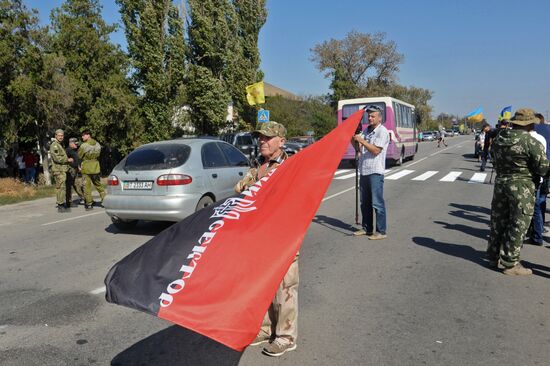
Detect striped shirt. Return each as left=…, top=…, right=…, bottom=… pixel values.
left=359, top=124, right=390, bottom=175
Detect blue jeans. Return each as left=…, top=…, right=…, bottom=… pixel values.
left=530, top=187, right=545, bottom=244
left=359, top=174, right=386, bottom=235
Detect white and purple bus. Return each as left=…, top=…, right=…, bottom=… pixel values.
left=337, top=96, right=419, bottom=166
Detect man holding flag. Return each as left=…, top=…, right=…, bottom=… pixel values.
left=234, top=121, right=299, bottom=357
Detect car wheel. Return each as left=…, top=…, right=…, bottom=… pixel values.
left=111, top=217, right=138, bottom=230
left=195, top=195, right=214, bottom=212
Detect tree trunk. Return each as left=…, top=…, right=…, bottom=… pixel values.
left=40, top=136, right=52, bottom=186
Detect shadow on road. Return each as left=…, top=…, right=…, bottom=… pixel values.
left=521, top=260, right=550, bottom=279
left=412, top=236, right=491, bottom=269
left=448, top=210, right=491, bottom=226
left=105, top=221, right=173, bottom=236
left=111, top=325, right=242, bottom=366
left=434, top=220, right=489, bottom=241
left=449, top=203, right=491, bottom=216
left=313, top=215, right=358, bottom=235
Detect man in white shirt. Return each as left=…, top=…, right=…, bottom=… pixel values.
left=527, top=120, right=547, bottom=245
left=352, top=105, right=390, bottom=240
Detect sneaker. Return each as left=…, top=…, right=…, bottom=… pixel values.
left=368, top=233, right=387, bottom=240
left=250, top=335, right=270, bottom=346
left=503, top=263, right=532, bottom=276
left=262, top=338, right=296, bottom=357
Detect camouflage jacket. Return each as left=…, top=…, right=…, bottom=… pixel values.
left=78, top=138, right=102, bottom=174
left=234, top=151, right=288, bottom=193
left=493, top=129, right=549, bottom=183
left=49, top=140, right=69, bottom=173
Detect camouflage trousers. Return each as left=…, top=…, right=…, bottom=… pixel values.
left=66, top=170, right=84, bottom=206
left=258, top=254, right=299, bottom=345
left=83, top=173, right=106, bottom=205
left=52, top=171, right=67, bottom=205
left=487, top=180, right=535, bottom=267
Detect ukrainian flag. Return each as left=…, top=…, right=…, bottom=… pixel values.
left=466, top=107, right=484, bottom=123
left=246, top=81, right=265, bottom=106
left=499, top=106, right=512, bottom=121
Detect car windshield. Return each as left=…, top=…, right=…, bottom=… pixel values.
left=122, top=144, right=191, bottom=171
left=236, top=135, right=253, bottom=145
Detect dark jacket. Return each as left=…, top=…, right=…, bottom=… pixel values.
left=66, top=147, right=80, bottom=171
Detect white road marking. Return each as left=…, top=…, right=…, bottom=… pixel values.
left=90, top=286, right=106, bottom=295
left=322, top=186, right=355, bottom=202
left=334, top=172, right=357, bottom=180
left=412, top=171, right=438, bottom=181
left=469, top=172, right=487, bottom=184
left=334, top=169, right=351, bottom=176
left=41, top=211, right=104, bottom=226
left=386, top=169, right=415, bottom=180
left=440, top=171, right=462, bottom=182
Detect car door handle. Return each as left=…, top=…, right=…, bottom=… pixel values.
left=212, top=173, right=218, bottom=178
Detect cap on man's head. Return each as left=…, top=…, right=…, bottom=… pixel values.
left=365, top=105, right=382, bottom=113
left=510, top=108, right=540, bottom=126
left=55, top=129, right=64, bottom=135
left=69, top=137, right=79, bottom=145
left=81, top=128, right=91, bottom=136
left=253, top=121, right=286, bottom=138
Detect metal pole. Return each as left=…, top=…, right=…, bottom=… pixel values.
left=355, top=153, right=360, bottom=225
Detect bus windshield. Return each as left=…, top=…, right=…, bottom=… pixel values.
left=342, top=102, right=386, bottom=125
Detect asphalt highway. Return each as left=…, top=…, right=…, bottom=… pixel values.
left=1, top=135, right=549, bottom=366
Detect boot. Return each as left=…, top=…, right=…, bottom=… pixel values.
left=84, top=204, right=94, bottom=211
left=57, top=204, right=71, bottom=213
left=503, top=263, right=532, bottom=276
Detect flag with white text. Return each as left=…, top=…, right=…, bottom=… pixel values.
left=104, top=108, right=364, bottom=358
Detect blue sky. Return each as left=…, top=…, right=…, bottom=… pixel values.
left=27, top=0, right=550, bottom=123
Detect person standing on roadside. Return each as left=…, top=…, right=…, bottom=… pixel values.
left=65, top=137, right=84, bottom=207
left=49, top=129, right=73, bottom=213
left=487, top=108, right=549, bottom=275
left=234, top=121, right=298, bottom=358
left=479, top=123, right=491, bottom=171
left=78, top=129, right=106, bottom=210
left=353, top=105, right=390, bottom=240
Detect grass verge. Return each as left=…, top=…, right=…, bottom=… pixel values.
left=0, top=178, right=56, bottom=206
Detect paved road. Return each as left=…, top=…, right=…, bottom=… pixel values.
left=1, top=135, right=549, bottom=365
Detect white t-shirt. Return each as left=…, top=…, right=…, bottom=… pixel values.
left=529, top=130, right=546, bottom=183
left=359, top=124, right=390, bottom=175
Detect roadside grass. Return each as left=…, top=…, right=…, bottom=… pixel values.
left=0, top=178, right=56, bottom=206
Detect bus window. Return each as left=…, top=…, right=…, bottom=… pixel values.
left=343, top=103, right=386, bottom=124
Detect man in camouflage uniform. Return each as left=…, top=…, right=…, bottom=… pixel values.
left=235, top=121, right=298, bottom=357
left=49, top=129, right=73, bottom=213
left=78, top=129, right=106, bottom=210
left=65, top=137, right=84, bottom=207
left=487, top=108, right=549, bottom=275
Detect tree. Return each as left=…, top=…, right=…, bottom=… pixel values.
left=311, top=30, right=404, bottom=105
left=50, top=0, right=140, bottom=156
left=389, top=84, right=433, bottom=128
left=117, top=0, right=186, bottom=142
left=187, top=0, right=267, bottom=133
left=229, top=0, right=267, bottom=125
left=0, top=0, right=75, bottom=184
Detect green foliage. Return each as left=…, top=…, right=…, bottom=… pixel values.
left=50, top=0, right=139, bottom=153
left=186, top=64, right=231, bottom=135
left=263, top=95, right=335, bottom=139
left=117, top=0, right=186, bottom=142
left=187, top=0, right=267, bottom=131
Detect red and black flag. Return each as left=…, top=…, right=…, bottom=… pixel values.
left=105, top=109, right=364, bottom=363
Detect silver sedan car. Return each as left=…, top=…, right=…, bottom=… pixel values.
left=103, top=138, right=250, bottom=229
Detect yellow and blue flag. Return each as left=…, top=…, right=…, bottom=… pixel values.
left=465, top=107, right=484, bottom=123
left=499, top=106, right=512, bottom=121
left=246, top=81, right=265, bottom=106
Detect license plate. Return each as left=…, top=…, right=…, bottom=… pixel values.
left=123, top=181, right=153, bottom=190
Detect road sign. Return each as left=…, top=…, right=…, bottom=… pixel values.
left=257, top=109, right=270, bottom=123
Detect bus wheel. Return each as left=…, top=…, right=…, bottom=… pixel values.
left=396, top=150, right=404, bottom=166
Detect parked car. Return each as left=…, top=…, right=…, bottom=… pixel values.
left=283, top=142, right=305, bottom=156
left=219, top=132, right=257, bottom=160
left=103, top=139, right=250, bottom=229
left=289, top=136, right=315, bottom=147
left=421, top=131, right=435, bottom=141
